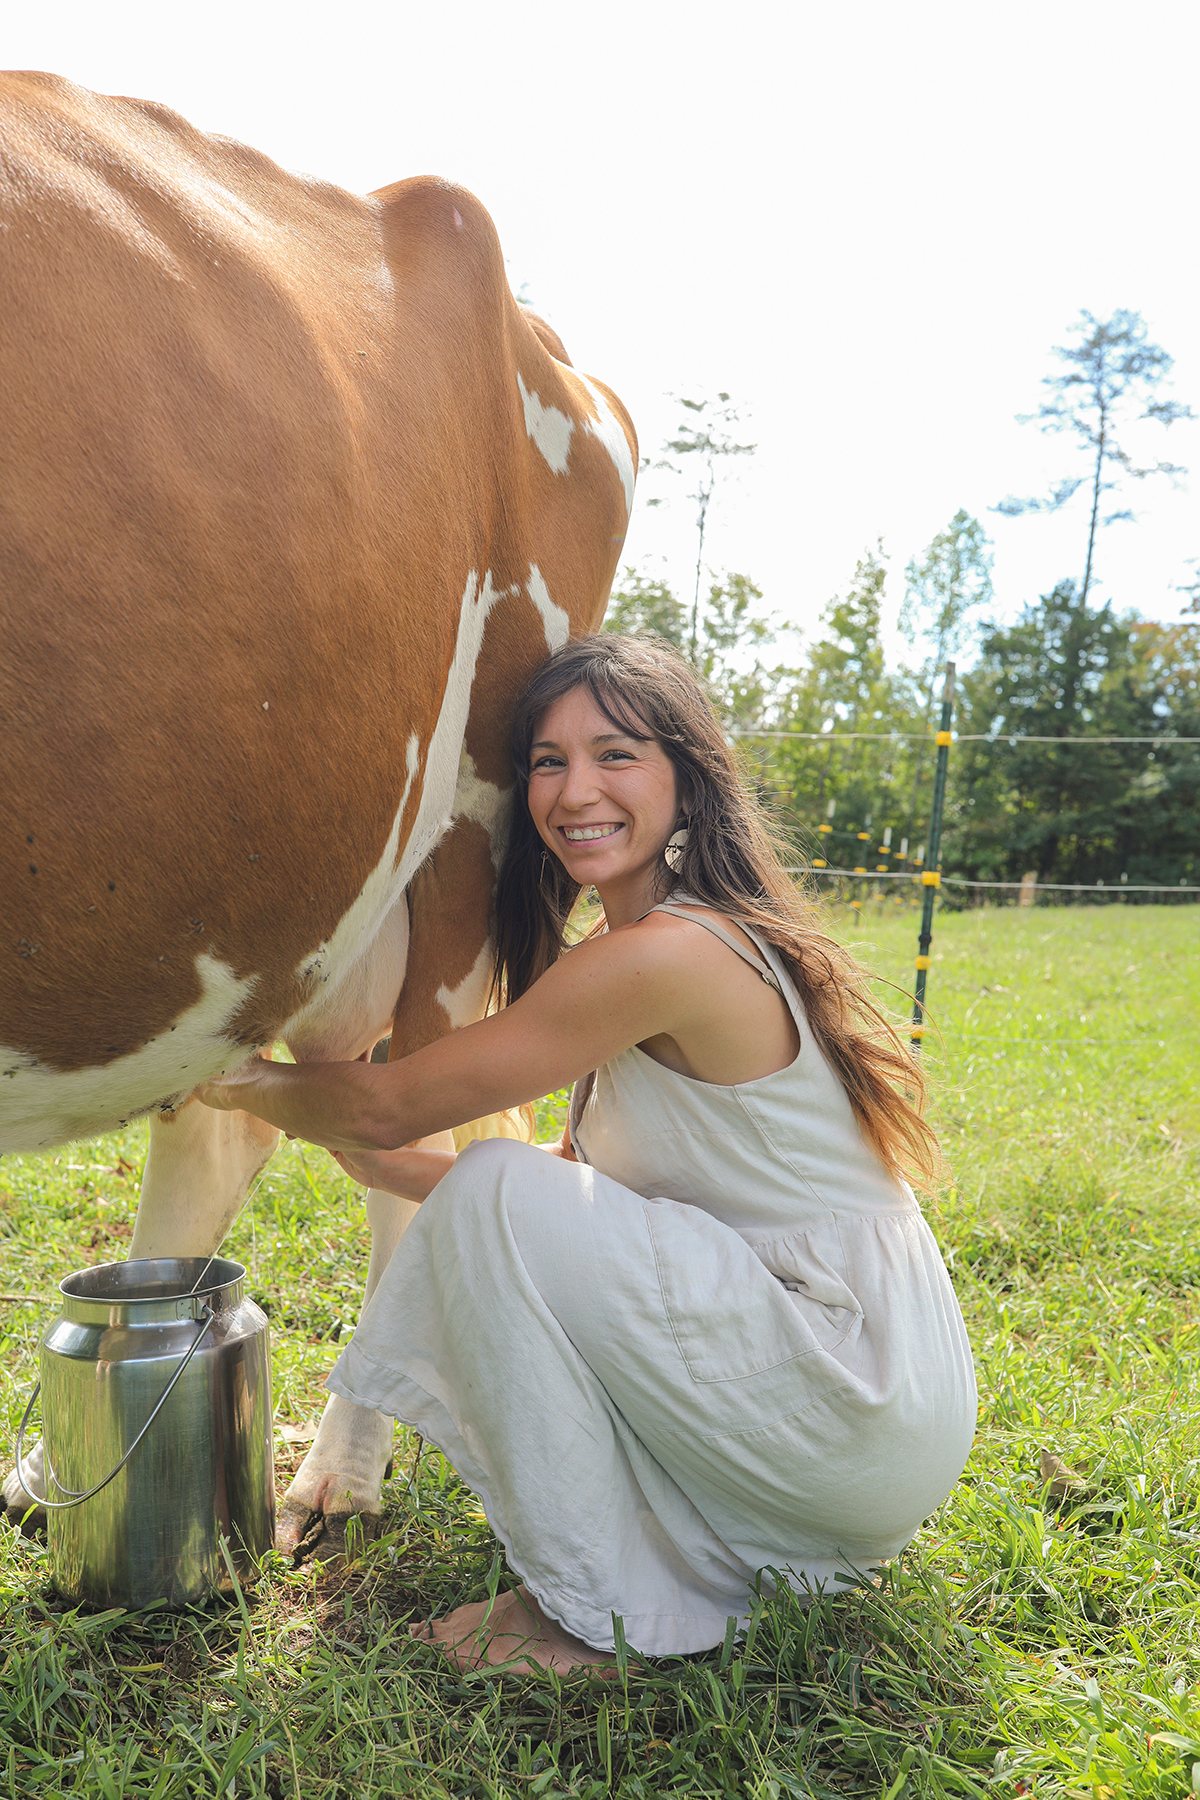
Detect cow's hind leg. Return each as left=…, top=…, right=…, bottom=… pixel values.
left=2, top=1101, right=279, bottom=1530
left=276, top=1171, right=438, bottom=1552
left=131, top=1096, right=282, bottom=1258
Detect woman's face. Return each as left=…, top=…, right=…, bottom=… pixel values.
left=526, top=685, right=680, bottom=899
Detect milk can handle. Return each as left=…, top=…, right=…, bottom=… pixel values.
left=14, top=1305, right=214, bottom=1510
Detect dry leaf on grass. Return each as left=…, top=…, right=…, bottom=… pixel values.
left=279, top=1417, right=321, bottom=1445
left=1039, top=1447, right=1087, bottom=1504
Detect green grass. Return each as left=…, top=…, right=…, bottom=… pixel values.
left=2, top=902, right=1198, bottom=1798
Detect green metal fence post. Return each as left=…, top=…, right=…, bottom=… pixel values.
left=911, top=662, right=955, bottom=1055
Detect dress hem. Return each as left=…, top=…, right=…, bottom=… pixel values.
left=326, top=1353, right=741, bottom=1657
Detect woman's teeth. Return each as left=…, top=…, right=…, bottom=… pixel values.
left=562, top=825, right=622, bottom=842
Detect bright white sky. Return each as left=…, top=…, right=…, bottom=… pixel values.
left=8, top=0, right=1199, bottom=661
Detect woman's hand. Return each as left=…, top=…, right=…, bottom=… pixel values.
left=192, top=1050, right=395, bottom=1153
left=534, top=1122, right=577, bottom=1161
left=331, top=1144, right=457, bottom=1201
left=194, top=1050, right=275, bottom=1113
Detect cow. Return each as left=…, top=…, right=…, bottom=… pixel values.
left=0, top=71, right=636, bottom=1547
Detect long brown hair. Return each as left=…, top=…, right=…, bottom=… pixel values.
left=493, top=633, right=937, bottom=1184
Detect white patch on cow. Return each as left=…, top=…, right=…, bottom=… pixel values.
left=402, top=733, right=421, bottom=827
left=517, top=372, right=574, bottom=476
left=526, top=565, right=571, bottom=651
left=282, top=733, right=420, bottom=1061
left=452, top=748, right=510, bottom=870
left=0, top=953, right=257, bottom=1153
left=283, top=894, right=411, bottom=1065
left=578, top=374, right=636, bottom=517
left=297, top=949, right=325, bottom=986
left=435, top=941, right=495, bottom=1029
left=401, top=571, right=504, bottom=864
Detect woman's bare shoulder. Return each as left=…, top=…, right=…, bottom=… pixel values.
left=627, top=902, right=768, bottom=964
left=550, top=905, right=771, bottom=1016
left=614, top=907, right=798, bottom=1084
left=552, top=909, right=732, bottom=1003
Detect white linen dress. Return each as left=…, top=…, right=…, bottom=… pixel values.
left=327, top=905, right=977, bottom=1655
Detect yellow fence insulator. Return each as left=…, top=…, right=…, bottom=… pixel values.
left=936, top=730, right=953, bottom=747
left=915, top=954, right=931, bottom=970
left=921, top=870, right=941, bottom=887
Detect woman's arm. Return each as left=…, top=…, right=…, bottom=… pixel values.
left=331, top=1118, right=570, bottom=1200
left=195, top=920, right=696, bottom=1152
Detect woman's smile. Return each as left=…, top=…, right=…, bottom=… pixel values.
left=560, top=823, right=625, bottom=843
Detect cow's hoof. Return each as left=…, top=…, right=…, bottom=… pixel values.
left=276, top=1395, right=394, bottom=1560
left=276, top=1496, right=384, bottom=1565
left=3, top=1441, right=47, bottom=1536
left=277, top=1495, right=324, bottom=1559
left=321, top=1509, right=384, bottom=1563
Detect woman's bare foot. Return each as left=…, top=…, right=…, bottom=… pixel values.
left=410, top=1584, right=615, bottom=1674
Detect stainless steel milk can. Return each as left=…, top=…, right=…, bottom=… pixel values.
left=17, top=1256, right=274, bottom=1608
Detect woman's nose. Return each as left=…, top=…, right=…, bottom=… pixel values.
left=557, top=760, right=602, bottom=809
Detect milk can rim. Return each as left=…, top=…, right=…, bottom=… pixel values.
left=56, top=1256, right=247, bottom=1318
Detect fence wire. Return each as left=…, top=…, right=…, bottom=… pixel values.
left=792, top=868, right=1200, bottom=895
left=735, top=729, right=1200, bottom=744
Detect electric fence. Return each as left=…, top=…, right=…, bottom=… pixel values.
left=737, top=678, right=1198, bottom=1057
left=910, top=664, right=953, bottom=1056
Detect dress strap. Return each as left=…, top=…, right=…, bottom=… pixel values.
left=646, top=903, right=782, bottom=993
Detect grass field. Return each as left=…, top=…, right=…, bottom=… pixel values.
left=2, top=902, right=1198, bottom=1798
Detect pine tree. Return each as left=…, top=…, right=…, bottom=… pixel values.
left=996, top=309, right=1193, bottom=603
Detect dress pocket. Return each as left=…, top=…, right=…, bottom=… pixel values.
left=765, top=1226, right=864, bottom=1351
left=645, top=1200, right=853, bottom=1385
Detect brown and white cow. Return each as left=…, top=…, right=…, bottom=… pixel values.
left=0, top=73, right=636, bottom=1543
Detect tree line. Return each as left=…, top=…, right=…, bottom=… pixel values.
left=611, top=312, right=1199, bottom=892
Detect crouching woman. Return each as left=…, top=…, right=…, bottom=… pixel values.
left=198, top=633, right=976, bottom=1671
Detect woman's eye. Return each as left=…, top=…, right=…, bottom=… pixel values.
left=600, top=750, right=634, bottom=763
left=531, top=755, right=564, bottom=772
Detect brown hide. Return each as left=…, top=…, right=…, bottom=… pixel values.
left=0, top=73, right=635, bottom=1128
